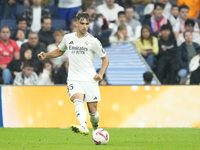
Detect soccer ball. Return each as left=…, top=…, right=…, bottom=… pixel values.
left=92, top=129, right=109, bottom=145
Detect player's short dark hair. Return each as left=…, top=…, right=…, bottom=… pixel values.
left=76, top=12, right=90, bottom=21
left=154, top=2, right=165, bottom=10
left=143, top=72, right=153, bottom=84
left=24, top=60, right=34, bottom=68
left=16, top=16, right=27, bottom=24
left=171, top=4, right=179, bottom=10
left=160, top=24, right=171, bottom=31
left=183, top=31, right=192, bottom=38
left=118, top=11, right=126, bottom=17
left=179, top=5, right=189, bottom=12
left=0, top=26, right=10, bottom=32
left=41, top=17, right=51, bottom=23
left=185, top=19, right=195, bottom=27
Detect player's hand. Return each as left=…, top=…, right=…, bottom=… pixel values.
left=93, top=74, right=103, bottom=81
left=38, top=52, right=46, bottom=61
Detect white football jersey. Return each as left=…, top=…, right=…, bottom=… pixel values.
left=58, top=32, right=106, bottom=82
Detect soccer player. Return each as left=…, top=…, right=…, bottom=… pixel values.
left=37, top=12, right=109, bottom=135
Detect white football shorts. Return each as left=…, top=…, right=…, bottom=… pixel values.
left=67, top=80, right=101, bottom=102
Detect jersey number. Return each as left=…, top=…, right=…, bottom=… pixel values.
left=67, top=84, right=74, bottom=92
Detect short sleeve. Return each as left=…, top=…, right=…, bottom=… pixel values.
left=58, top=35, right=68, bottom=51
left=173, top=21, right=180, bottom=32
left=92, top=39, right=106, bottom=58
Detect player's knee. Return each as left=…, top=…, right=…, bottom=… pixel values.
left=89, top=109, right=97, bottom=114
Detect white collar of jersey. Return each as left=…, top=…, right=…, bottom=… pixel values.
left=75, top=32, right=88, bottom=39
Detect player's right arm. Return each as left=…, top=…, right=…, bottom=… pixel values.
left=38, top=49, right=65, bottom=61
left=38, top=35, right=68, bottom=61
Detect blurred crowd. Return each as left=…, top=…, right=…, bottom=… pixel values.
left=0, top=0, right=200, bottom=85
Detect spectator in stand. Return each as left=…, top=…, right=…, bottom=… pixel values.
left=11, top=17, right=29, bottom=40
left=116, top=1, right=140, bottom=20
left=109, top=24, right=134, bottom=44
left=1, top=0, right=18, bottom=19
left=144, top=3, right=154, bottom=23
left=190, top=59, right=200, bottom=85
left=168, top=4, right=180, bottom=27
left=16, top=29, right=29, bottom=48
left=144, top=2, right=171, bottom=38
left=3, top=49, right=32, bottom=84
left=156, top=25, right=177, bottom=84
left=125, top=6, right=141, bottom=39
left=79, top=0, right=95, bottom=12
left=23, top=0, right=51, bottom=32
left=96, top=0, right=124, bottom=29
left=14, top=60, right=38, bottom=85
left=173, top=5, right=200, bottom=39
left=111, top=11, right=134, bottom=38
left=178, top=0, right=200, bottom=19
left=135, top=25, right=159, bottom=69
left=143, top=71, right=153, bottom=85
left=54, top=59, right=69, bottom=84
left=0, top=26, right=20, bottom=79
left=47, top=30, right=67, bottom=70
left=86, top=7, right=108, bottom=36
left=177, top=19, right=200, bottom=47
left=21, top=32, right=47, bottom=66
left=38, top=17, right=55, bottom=46
left=36, top=59, right=55, bottom=85
left=69, top=19, right=77, bottom=33
left=58, top=0, right=82, bottom=26
left=177, top=31, right=200, bottom=82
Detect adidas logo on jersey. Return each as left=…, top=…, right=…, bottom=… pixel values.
left=69, top=41, right=74, bottom=44
left=93, top=96, right=98, bottom=100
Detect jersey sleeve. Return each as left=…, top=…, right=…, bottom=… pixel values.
left=58, top=35, right=68, bottom=51
left=92, top=38, right=107, bottom=58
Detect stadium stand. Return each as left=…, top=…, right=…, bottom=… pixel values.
left=44, top=5, right=59, bottom=19
left=51, top=19, right=67, bottom=30
left=134, top=5, right=146, bottom=24
left=0, top=19, right=17, bottom=34
left=93, top=43, right=159, bottom=85
left=16, top=5, right=29, bottom=18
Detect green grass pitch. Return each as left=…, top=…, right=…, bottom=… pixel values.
left=0, top=128, right=199, bottom=150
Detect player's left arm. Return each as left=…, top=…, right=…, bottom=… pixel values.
left=94, top=55, right=109, bottom=81
left=93, top=39, right=109, bottom=81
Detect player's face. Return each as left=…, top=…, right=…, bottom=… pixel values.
left=24, top=67, right=34, bottom=77
left=0, top=27, right=11, bottom=41
left=180, top=9, right=189, bottom=20
left=77, top=18, right=89, bottom=35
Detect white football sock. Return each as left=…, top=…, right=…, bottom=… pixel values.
left=90, top=111, right=100, bottom=130
left=73, top=99, right=87, bottom=127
